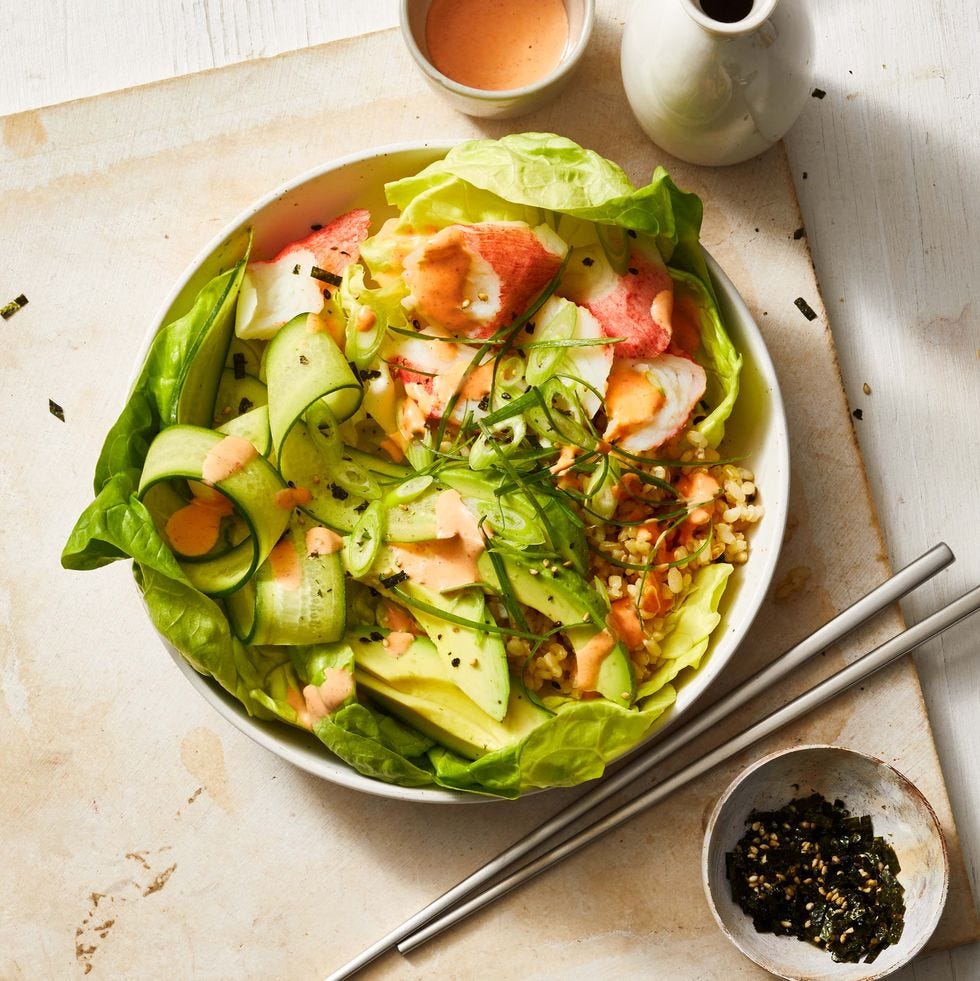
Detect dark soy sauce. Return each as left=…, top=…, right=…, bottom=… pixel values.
left=700, top=0, right=754, bottom=23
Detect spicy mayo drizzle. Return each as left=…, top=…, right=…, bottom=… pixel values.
left=425, top=0, right=569, bottom=92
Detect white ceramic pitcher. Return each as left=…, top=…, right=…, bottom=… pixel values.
left=621, top=0, right=814, bottom=166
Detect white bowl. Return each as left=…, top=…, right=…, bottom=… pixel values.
left=399, top=0, right=595, bottom=119
left=145, top=142, right=789, bottom=802
left=703, top=746, right=949, bottom=979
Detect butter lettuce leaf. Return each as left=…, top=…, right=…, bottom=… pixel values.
left=636, top=563, right=734, bottom=701
left=314, top=703, right=437, bottom=788
left=672, top=269, right=742, bottom=448
left=403, top=133, right=706, bottom=275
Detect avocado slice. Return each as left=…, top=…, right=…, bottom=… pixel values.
left=399, top=582, right=511, bottom=721
left=373, top=541, right=510, bottom=721
left=479, top=551, right=635, bottom=707
left=352, top=633, right=548, bottom=758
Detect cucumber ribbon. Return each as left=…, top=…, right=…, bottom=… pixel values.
left=138, top=425, right=289, bottom=596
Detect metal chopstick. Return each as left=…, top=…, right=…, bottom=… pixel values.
left=326, top=543, right=954, bottom=979
left=399, top=582, right=980, bottom=954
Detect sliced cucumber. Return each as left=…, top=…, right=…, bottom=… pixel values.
left=217, top=404, right=271, bottom=457
left=138, top=424, right=289, bottom=596
left=265, top=312, right=363, bottom=457
left=225, top=514, right=345, bottom=645
left=225, top=336, right=264, bottom=377
left=212, top=368, right=268, bottom=429
left=396, top=581, right=511, bottom=722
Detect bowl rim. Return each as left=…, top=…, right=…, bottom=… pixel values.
left=139, top=139, right=789, bottom=803
left=398, top=0, right=596, bottom=102
left=701, top=743, right=950, bottom=980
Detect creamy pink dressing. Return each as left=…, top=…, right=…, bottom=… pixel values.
left=679, top=472, right=720, bottom=526
left=202, top=435, right=257, bottom=484
left=403, top=227, right=475, bottom=333
left=390, top=490, right=485, bottom=593
left=302, top=668, right=354, bottom=724
left=549, top=445, right=579, bottom=476
left=164, top=494, right=234, bottom=557
left=425, top=0, right=569, bottom=92
left=268, top=537, right=302, bottom=590
left=306, top=526, right=344, bottom=557
left=650, top=289, right=674, bottom=332
left=385, top=631, right=415, bottom=657
left=286, top=687, right=312, bottom=729
left=383, top=600, right=418, bottom=633
left=575, top=630, right=615, bottom=691
left=274, top=486, right=313, bottom=510
left=603, top=361, right=665, bottom=442
left=609, top=600, right=644, bottom=651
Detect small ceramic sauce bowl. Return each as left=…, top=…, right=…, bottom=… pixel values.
left=399, top=0, right=594, bottom=119
left=703, top=745, right=949, bottom=980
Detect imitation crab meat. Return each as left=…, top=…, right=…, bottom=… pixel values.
left=603, top=354, right=707, bottom=453
left=235, top=209, right=371, bottom=340
left=401, top=221, right=567, bottom=339
left=558, top=239, right=674, bottom=359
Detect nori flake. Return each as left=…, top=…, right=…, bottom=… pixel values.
left=794, top=297, right=818, bottom=321
left=2, top=293, right=28, bottom=319
left=726, top=793, right=905, bottom=964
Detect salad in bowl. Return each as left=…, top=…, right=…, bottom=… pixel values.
left=63, top=134, right=784, bottom=799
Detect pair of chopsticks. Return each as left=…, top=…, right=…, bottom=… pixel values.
left=330, top=543, right=979, bottom=978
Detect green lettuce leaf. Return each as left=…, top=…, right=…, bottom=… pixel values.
left=424, top=685, right=676, bottom=797
left=636, top=563, right=734, bottom=701
left=401, top=133, right=705, bottom=270
left=385, top=170, right=541, bottom=231
left=672, top=269, right=742, bottom=448
left=314, top=703, right=437, bottom=788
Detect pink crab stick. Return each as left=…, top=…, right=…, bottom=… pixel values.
left=235, top=209, right=371, bottom=340
left=559, top=239, right=675, bottom=359
left=401, top=221, right=567, bottom=339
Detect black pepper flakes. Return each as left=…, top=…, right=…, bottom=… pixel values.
left=330, top=484, right=350, bottom=500
left=49, top=398, right=65, bottom=422
left=582, top=256, right=594, bottom=267
left=451, top=657, right=461, bottom=668
left=369, top=631, right=384, bottom=643
left=233, top=352, right=246, bottom=379
left=793, top=227, right=806, bottom=241
left=238, top=397, right=253, bottom=414
left=812, top=87, right=827, bottom=99
left=853, top=408, right=864, bottom=420
left=379, top=571, right=409, bottom=589
left=310, top=223, right=323, bottom=231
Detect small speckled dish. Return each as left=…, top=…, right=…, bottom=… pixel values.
left=399, top=0, right=594, bottom=118
left=703, top=745, right=949, bottom=980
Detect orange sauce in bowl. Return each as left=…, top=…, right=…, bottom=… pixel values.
left=425, top=0, right=570, bottom=92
